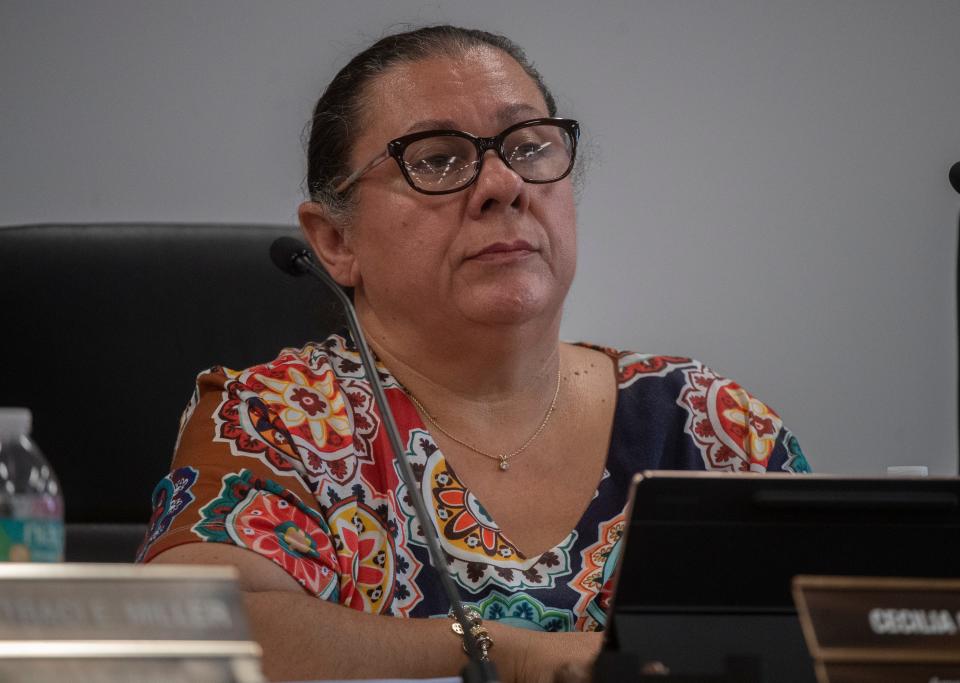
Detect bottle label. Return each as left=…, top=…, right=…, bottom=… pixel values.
left=0, top=518, right=64, bottom=562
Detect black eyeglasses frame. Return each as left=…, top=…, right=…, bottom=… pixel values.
left=334, top=117, right=580, bottom=196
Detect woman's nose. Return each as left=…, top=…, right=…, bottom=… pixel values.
left=465, top=150, right=529, bottom=217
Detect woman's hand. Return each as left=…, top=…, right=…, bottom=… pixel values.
left=501, top=627, right=602, bottom=683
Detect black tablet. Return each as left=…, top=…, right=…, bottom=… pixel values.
left=597, top=471, right=960, bottom=682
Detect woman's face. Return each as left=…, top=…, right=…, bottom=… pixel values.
left=339, top=47, right=577, bottom=332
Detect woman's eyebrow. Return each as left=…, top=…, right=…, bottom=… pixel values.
left=401, top=104, right=545, bottom=137
left=402, top=118, right=459, bottom=135
left=495, top=103, right=544, bottom=125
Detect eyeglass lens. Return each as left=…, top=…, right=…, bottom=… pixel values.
left=402, top=124, right=574, bottom=193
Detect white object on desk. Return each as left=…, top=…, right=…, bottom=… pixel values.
left=886, top=465, right=929, bottom=476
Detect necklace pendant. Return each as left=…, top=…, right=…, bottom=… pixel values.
left=498, top=456, right=510, bottom=472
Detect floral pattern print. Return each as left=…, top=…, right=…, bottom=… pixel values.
left=193, top=469, right=339, bottom=599
left=426, top=445, right=524, bottom=563
left=325, top=497, right=423, bottom=616
left=782, top=430, right=812, bottom=473
left=570, top=515, right=625, bottom=631
left=213, top=348, right=379, bottom=491
left=397, top=429, right=576, bottom=593
left=677, top=365, right=784, bottom=472
left=470, top=590, right=574, bottom=631
left=136, top=466, right=198, bottom=561
left=138, top=332, right=807, bottom=629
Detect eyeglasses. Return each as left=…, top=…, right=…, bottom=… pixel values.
left=334, top=118, right=580, bottom=196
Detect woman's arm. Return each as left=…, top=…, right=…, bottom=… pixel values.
left=150, top=543, right=601, bottom=683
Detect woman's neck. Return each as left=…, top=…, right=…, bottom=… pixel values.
left=354, top=297, right=564, bottom=415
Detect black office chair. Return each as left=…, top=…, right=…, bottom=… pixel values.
left=0, top=224, right=343, bottom=562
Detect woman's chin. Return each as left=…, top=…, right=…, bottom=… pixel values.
left=457, top=284, right=563, bottom=328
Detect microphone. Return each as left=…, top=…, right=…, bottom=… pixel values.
left=270, top=236, right=313, bottom=276
left=952, top=163, right=960, bottom=473
left=270, top=237, right=500, bottom=683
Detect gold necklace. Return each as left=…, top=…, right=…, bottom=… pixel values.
left=405, top=367, right=562, bottom=472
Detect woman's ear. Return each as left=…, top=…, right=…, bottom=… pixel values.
left=298, top=201, right=360, bottom=287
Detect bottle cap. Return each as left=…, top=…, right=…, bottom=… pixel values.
left=886, top=465, right=928, bottom=477
left=0, top=408, right=32, bottom=439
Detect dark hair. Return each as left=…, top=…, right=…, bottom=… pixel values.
left=305, top=25, right=558, bottom=218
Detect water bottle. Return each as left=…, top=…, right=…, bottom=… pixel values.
left=0, top=408, right=65, bottom=561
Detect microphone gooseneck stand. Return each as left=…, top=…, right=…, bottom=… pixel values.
left=270, top=237, right=500, bottom=683
left=951, top=161, right=960, bottom=474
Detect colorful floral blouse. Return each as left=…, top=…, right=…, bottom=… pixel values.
left=137, top=331, right=809, bottom=632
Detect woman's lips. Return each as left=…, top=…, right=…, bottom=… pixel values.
left=468, top=240, right=537, bottom=262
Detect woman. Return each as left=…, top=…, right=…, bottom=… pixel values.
left=140, top=26, right=809, bottom=682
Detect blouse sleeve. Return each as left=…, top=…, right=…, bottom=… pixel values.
left=135, top=363, right=341, bottom=602
left=671, top=359, right=811, bottom=474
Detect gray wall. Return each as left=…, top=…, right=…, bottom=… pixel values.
left=3, top=1, right=959, bottom=475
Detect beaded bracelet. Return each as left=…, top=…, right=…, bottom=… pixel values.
left=449, top=606, right=494, bottom=661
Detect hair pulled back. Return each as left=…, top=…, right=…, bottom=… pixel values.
left=305, top=25, right=558, bottom=218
